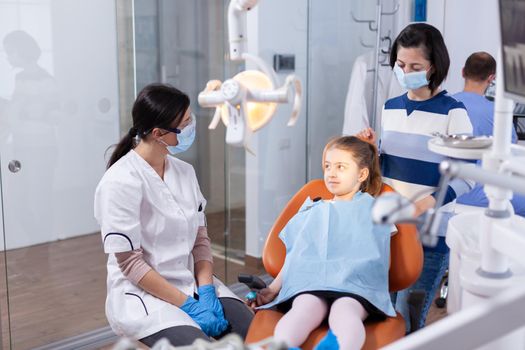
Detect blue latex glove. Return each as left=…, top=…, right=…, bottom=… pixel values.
left=198, top=284, right=228, bottom=322
left=180, top=296, right=228, bottom=337
left=314, top=329, right=339, bottom=350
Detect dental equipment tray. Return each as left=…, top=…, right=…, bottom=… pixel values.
left=431, top=133, right=493, bottom=149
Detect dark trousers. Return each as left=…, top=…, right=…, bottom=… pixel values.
left=140, top=297, right=254, bottom=347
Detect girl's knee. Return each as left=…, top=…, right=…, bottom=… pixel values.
left=293, top=293, right=328, bottom=311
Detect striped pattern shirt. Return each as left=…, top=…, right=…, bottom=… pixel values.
left=379, top=90, right=474, bottom=203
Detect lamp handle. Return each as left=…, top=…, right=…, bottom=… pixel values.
left=284, top=75, right=302, bottom=126
left=208, top=107, right=223, bottom=130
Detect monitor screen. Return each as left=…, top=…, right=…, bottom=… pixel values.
left=500, top=0, right=525, bottom=103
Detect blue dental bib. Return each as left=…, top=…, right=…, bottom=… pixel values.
left=260, top=191, right=396, bottom=317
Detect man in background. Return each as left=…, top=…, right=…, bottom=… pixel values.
left=453, top=51, right=518, bottom=142
left=452, top=51, right=524, bottom=216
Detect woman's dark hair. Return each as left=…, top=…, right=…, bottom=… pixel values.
left=390, top=23, right=450, bottom=92
left=107, top=83, right=190, bottom=168
left=322, top=136, right=382, bottom=196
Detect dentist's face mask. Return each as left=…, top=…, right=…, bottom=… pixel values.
left=159, top=114, right=196, bottom=155
left=393, top=64, right=430, bottom=90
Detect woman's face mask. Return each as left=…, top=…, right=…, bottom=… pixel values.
left=159, top=114, right=196, bottom=155
left=394, top=63, right=430, bottom=90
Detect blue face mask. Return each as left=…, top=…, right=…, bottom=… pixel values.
left=159, top=115, right=196, bottom=155
left=393, top=64, right=429, bottom=90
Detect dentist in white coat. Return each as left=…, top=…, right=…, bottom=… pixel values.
left=95, top=84, right=253, bottom=347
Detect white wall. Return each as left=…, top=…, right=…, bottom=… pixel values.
left=441, top=0, right=501, bottom=93
left=395, top=0, right=501, bottom=94
left=245, top=0, right=308, bottom=258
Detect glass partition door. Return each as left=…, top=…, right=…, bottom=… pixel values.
left=0, top=1, right=120, bottom=348
left=0, top=158, right=10, bottom=350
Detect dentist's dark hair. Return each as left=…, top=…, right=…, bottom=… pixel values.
left=322, top=136, right=382, bottom=196
left=107, top=83, right=190, bottom=169
left=390, top=23, right=450, bottom=93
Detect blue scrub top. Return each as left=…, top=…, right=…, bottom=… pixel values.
left=452, top=92, right=517, bottom=142
left=457, top=185, right=525, bottom=217
left=452, top=92, right=524, bottom=214
left=259, top=191, right=396, bottom=317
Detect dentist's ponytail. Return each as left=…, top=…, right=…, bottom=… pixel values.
left=107, top=128, right=136, bottom=169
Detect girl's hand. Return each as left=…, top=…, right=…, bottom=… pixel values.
left=246, top=287, right=279, bottom=310
left=356, top=127, right=377, bottom=144
left=256, top=287, right=279, bottom=305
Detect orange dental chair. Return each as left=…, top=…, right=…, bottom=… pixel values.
left=244, top=180, right=424, bottom=350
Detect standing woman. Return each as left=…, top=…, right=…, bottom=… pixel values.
left=357, top=23, right=474, bottom=331
left=95, top=84, right=253, bottom=347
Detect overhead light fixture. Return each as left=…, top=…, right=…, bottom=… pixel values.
left=198, top=0, right=302, bottom=153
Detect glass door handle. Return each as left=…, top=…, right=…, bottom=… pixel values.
left=8, top=160, right=21, bottom=173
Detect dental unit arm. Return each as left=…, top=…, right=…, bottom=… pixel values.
left=197, top=0, right=302, bottom=152
left=379, top=156, right=525, bottom=350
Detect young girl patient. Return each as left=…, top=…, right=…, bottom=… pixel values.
left=250, top=136, right=396, bottom=350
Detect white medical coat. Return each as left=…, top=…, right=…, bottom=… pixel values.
left=94, top=150, right=238, bottom=339
left=342, top=51, right=405, bottom=136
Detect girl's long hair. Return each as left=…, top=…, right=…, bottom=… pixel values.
left=322, top=136, right=382, bottom=196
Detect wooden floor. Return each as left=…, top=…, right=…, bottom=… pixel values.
left=0, top=230, right=262, bottom=349
left=1, top=233, right=108, bottom=349
left=206, top=208, right=246, bottom=264
left=0, top=230, right=447, bottom=349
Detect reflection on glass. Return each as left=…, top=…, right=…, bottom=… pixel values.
left=3, top=30, right=59, bottom=247
left=0, top=1, right=119, bottom=348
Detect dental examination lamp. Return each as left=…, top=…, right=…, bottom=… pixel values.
left=198, top=0, right=302, bottom=152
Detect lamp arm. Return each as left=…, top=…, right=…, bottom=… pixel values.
left=245, top=74, right=302, bottom=128
left=418, top=160, right=525, bottom=248
left=441, top=161, right=525, bottom=196
left=242, top=52, right=279, bottom=87
left=198, top=90, right=224, bottom=107
left=419, top=171, right=453, bottom=247
left=228, top=0, right=259, bottom=60
left=500, top=157, right=525, bottom=177
left=198, top=80, right=224, bottom=107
